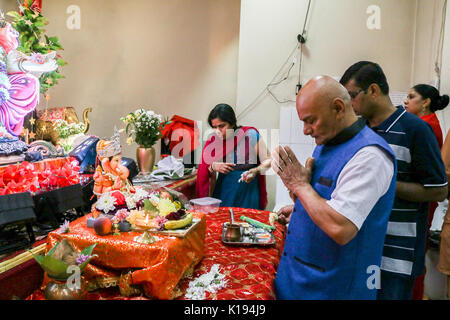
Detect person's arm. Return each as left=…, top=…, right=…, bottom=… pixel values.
left=441, top=130, right=450, bottom=198
left=208, top=170, right=217, bottom=197
left=396, top=122, right=448, bottom=203
left=276, top=204, right=294, bottom=225
left=209, top=162, right=235, bottom=174
left=272, top=145, right=394, bottom=246
left=292, top=181, right=358, bottom=245
left=272, top=146, right=357, bottom=245
left=254, top=135, right=272, bottom=174
left=396, top=181, right=447, bottom=202
left=242, top=130, right=272, bottom=182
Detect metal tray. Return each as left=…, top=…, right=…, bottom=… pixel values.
left=221, top=222, right=276, bottom=246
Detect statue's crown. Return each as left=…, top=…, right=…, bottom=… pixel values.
left=97, top=126, right=121, bottom=158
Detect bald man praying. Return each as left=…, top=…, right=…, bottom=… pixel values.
left=273, top=76, right=397, bottom=299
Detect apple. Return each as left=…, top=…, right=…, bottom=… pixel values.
left=94, top=217, right=112, bottom=236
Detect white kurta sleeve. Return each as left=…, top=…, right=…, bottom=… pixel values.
left=326, top=145, right=394, bottom=230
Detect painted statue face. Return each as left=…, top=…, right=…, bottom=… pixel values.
left=211, top=118, right=233, bottom=140
left=109, top=154, right=122, bottom=172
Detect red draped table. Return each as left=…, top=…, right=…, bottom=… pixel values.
left=26, top=207, right=286, bottom=300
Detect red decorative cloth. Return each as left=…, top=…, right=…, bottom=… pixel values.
left=175, top=207, right=285, bottom=300
left=0, top=239, right=46, bottom=300
left=160, top=115, right=200, bottom=157
left=196, top=127, right=267, bottom=209
left=26, top=207, right=286, bottom=300
left=0, top=157, right=80, bottom=195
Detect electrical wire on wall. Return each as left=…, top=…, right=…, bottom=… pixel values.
left=434, top=0, right=447, bottom=91
left=435, top=0, right=448, bottom=132
left=237, top=0, right=313, bottom=120
left=266, top=43, right=300, bottom=105
left=297, top=0, right=312, bottom=93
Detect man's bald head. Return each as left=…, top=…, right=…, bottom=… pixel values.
left=295, top=75, right=358, bottom=145
left=298, top=75, right=352, bottom=109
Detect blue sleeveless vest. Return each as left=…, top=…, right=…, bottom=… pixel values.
left=275, top=125, right=396, bottom=300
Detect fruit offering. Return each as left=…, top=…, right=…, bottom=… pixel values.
left=94, top=217, right=112, bottom=236
left=164, top=212, right=193, bottom=230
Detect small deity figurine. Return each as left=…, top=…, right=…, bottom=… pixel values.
left=93, top=127, right=135, bottom=196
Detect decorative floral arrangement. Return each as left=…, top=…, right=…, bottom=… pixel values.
left=52, top=119, right=86, bottom=152
left=114, top=209, right=129, bottom=222
left=93, top=187, right=193, bottom=231
left=0, top=159, right=81, bottom=195
left=53, top=119, right=85, bottom=139
left=32, top=239, right=97, bottom=280
left=120, top=108, right=169, bottom=148
left=185, top=264, right=228, bottom=300
left=96, top=190, right=136, bottom=215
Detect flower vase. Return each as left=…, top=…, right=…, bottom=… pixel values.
left=136, top=146, right=155, bottom=174
left=44, top=277, right=88, bottom=300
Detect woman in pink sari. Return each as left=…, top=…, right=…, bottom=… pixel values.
left=196, top=104, right=271, bottom=210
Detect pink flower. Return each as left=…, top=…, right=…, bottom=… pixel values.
left=114, top=209, right=129, bottom=222
left=155, top=215, right=168, bottom=231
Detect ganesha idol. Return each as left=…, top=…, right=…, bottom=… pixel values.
left=94, top=128, right=136, bottom=197
left=0, top=17, right=58, bottom=136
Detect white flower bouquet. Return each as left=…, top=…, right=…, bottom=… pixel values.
left=120, top=108, right=169, bottom=148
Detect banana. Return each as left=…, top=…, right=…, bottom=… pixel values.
left=164, top=212, right=193, bottom=230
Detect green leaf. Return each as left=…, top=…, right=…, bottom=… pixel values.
left=40, top=255, right=71, bottom=280
left=6, top=11, right=20, bottom=19
left=31, top=252, right=45, bottom=266
left=80, top=243, right=97, bottom=257
left=143, top=199, right=158, bottom=214
left=47, top=241, right=61, bottom=257
left=48, top=36, right=58, bottom=43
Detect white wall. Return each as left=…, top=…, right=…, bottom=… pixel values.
left=412, top=0, right=449, bottom=134
left=439, top=0, right=450, bottom=134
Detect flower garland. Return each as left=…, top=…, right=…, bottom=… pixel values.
left=184, top=264, right=228, bottom=300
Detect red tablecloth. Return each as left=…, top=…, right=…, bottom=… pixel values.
left=26, top=207, right=286, bottom=300
left=176, top=207, right=287, bottom=300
